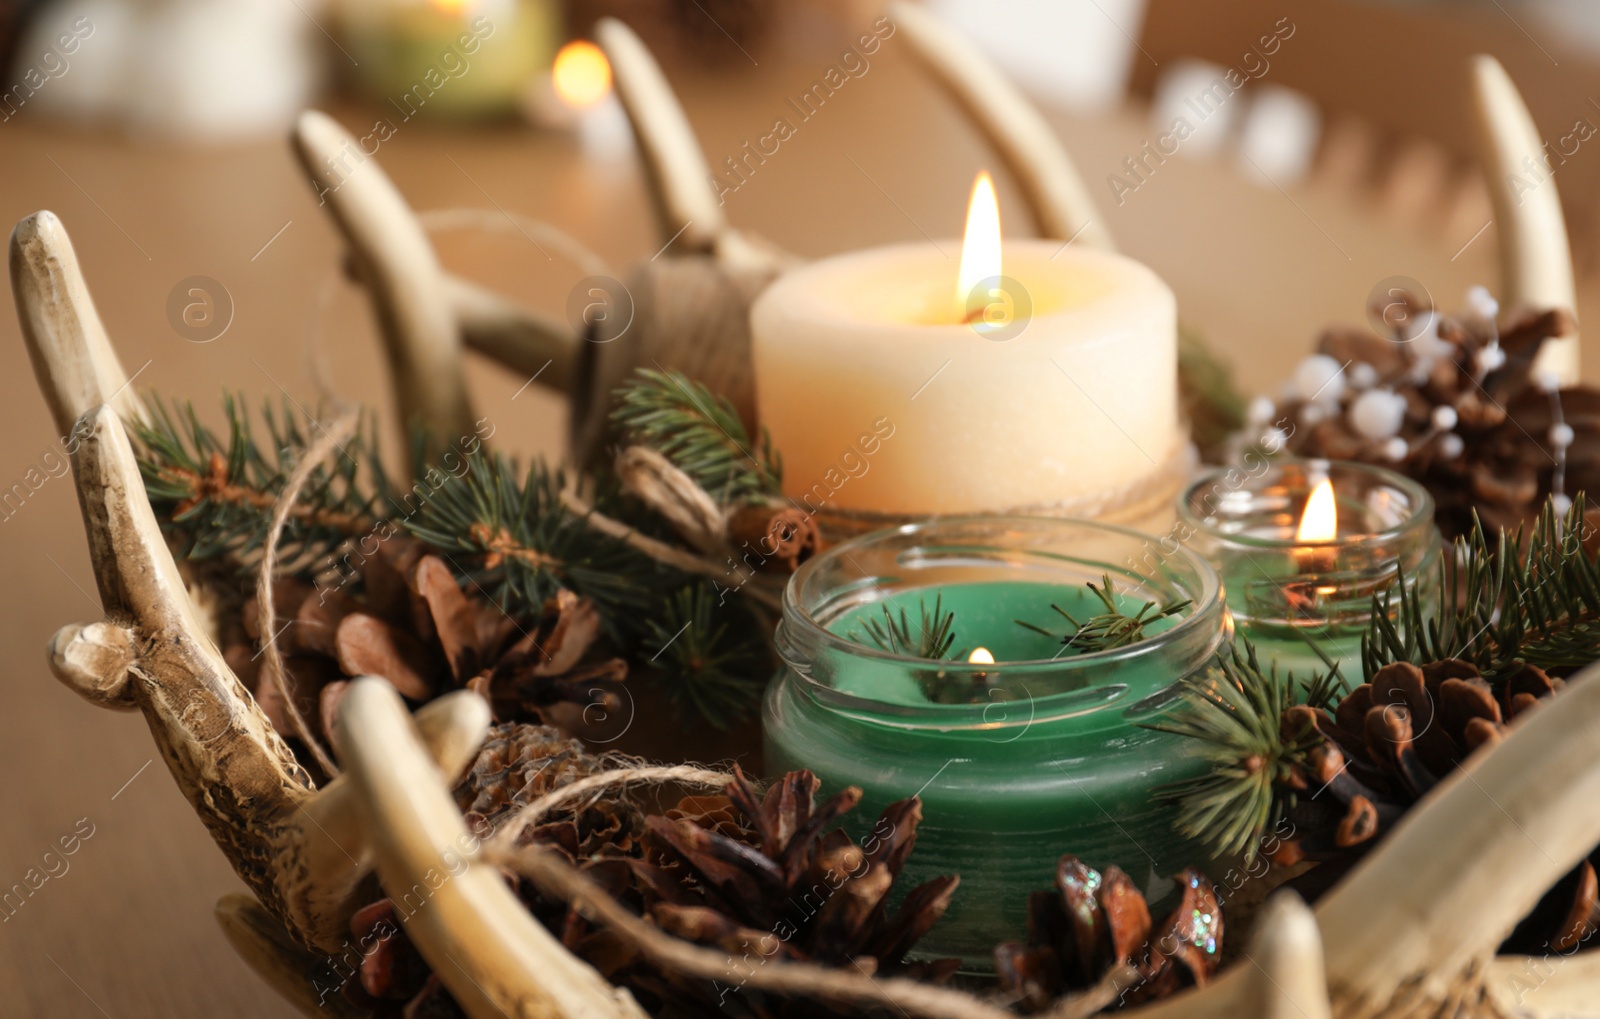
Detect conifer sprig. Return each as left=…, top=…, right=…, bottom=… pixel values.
left=643, top=584, right=770, bottom=728
left=1016, top=573, right=1191, bottom=654
left=1149, top=643, right=1344, bottom=860
left=853, top=593, right=960, bottom=660
left=1363, top=493, right=1600, bottom=681
left=611, top=368, right=782, bottom=503
left=1154, top=493, right=1600, bottom=860
left=405, top=452, right=663, bottom=619
left=133, top=395, right=387, bottom=569
left=135, top=391, right=780, bottom=730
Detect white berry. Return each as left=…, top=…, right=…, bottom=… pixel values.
left=1439, top=432, right=1464, bottom=458
left=1554, top=493, right=1574, bottom=516
left=1383, top=437, right=1409, bottom=461
left=1536, top=370, right=1563, bottom=393
left=1349, top=362, right=1378, bottom=389
left=1431, top=405, right=1458, bottom=431
left=1295, top=354, right=1346, bottom=404
left=1247, top=395, right=1276, bottom=424
left=1301, top=402, right=1326, bottom=425
left=1411, top=311, right=1449, bottom=361
left=1350, top=389, right=1407, bottom=440
left=1479, top=345, right=1506, bottom=373
left=1466, top=285, right=1499, bottom=320
left=1551, top=422, right=1576, bottom=449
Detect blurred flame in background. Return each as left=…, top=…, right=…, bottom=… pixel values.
left=552, top=39, right=611, bottom=109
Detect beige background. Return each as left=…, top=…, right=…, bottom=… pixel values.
left=0, top=26, right=1586, bottom=1018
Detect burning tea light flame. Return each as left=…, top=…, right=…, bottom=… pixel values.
left=552, top=41, right=613, bottom=109
left=956, top=171, right=1002, bottom=319
left=1296, top=478, right=1339, bottom=543
left=968, top=647, right=996, bottom=665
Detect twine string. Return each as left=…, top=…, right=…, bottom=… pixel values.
left=489, top=838, right=1124, bottom=1019
left=255, top=406, right=361, bottom=777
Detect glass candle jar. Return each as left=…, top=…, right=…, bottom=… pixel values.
left=763, top=517, right=1229, bottom=967
left=339, top=0, right=559, bottom=119
left=1176, top=459, right=1442, bottom=681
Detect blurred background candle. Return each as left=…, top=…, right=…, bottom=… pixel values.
left=750, top=172, right=1185, bottom=532
left=338, top=0, right=558, bottom=119
left=1177, top=459, right=1442, bottom=680
left=523, top=37, right=631, bottom=157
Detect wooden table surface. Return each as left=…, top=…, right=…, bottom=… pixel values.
left=0, top=31, right=1584, bottom=1017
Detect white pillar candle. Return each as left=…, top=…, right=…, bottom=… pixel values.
left=750, top=239, right=1179, bottom=517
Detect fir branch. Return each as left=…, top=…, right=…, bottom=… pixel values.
left=642, top=584, right=770, bottom=728
left=132, top=394, right=387, bottom=571
left=611, top=368, right=782, bottom=503
left=1016, top=573, right=1191, bottom=654
left=1363, top=493, right=1600, bottom=682
left=405, top=451, right=665, bottom=620
left=852, top=594, right=960, bottom=660
left=1148, top=643, right=1341, bottom=861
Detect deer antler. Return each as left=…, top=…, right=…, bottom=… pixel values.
left=1315, top=658, right=1600, bottom=1014
left=335, top=677, right=650, bottom=1019
left=11, top=211, right=145, bottom=429
left=294, top=112, right=582, bottom=419
left=890, top=1, right=1112, bottom=249
left=595, top=17, right=726, bottom=260
left=293, top=111, right=480, bottom=455
left=1470, top=54, right=1579, bottom=385
left=11, top=211, right=497, bottom=953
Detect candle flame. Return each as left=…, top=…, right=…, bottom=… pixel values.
left=956, top=171, right=1001, bottom=319
left=968, top=647, right=995, bottom=665
left=552, top=40, right=612, bottom=109
left=1296, top=479, right=1338, bottom=542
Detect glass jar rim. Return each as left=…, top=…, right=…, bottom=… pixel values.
left=778, top=515, right=1225, bottom=722
left=1178, top=458, right=1435, bottom=553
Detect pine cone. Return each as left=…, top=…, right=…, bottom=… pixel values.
left=455, top=723, right=643, bottom=858
left=1279, top=659, right=1558, bottom=860
left=994, top=857, right=1223, bottom=1011
left=604, top=767, right=959, bottom=1017
left=1275, top=659, right=1599, bottom=953
left=226, top=541, right=627, bottom=752
left=1272, top=295, right=1600, bottom=539
left=344, top=722, right=642, bottom=1016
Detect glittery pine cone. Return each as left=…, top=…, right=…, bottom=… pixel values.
left=994, top=856, right=1223, bottom=1011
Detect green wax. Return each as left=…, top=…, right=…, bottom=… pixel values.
left=764, top=580, right=1215, bottom=968
left=1235, top=623, right=1363, bottom=685
left=828, top=582, right=1179, bottom=704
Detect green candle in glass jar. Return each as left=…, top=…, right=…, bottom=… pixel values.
left=762, top=517, right=1229, bottom=968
